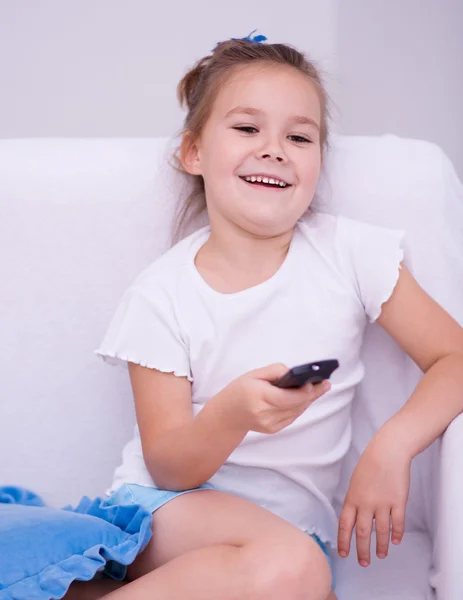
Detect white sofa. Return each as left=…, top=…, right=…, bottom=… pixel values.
left=0, top=135, right=462, bottom=599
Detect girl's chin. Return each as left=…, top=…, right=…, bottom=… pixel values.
left=236, top=212, right=300, bottom=238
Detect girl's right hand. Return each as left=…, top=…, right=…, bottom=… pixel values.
left=217, top=363, right=331, bottom=434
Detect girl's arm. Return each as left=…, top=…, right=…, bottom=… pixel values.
left=338, top=265, right=463, bottom=565
left=128, top=363, right=248, bottom=491
left=128, top=361, right=329, bottom=491
left=376, top=265, right=463, bottom=456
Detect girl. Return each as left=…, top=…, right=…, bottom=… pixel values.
left=69, top=37, right=463, bottom=600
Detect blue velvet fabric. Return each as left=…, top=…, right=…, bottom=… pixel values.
left=0, top=486, right=152, bottom=600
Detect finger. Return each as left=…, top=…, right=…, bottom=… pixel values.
left=311, top=379, right=331, bottom=396
left=337, top=504, right=356, bottom=558
left=374, top=509, right=391, bottom=559
left=274, top=386, right=331, bottom=427
left=391, top=505, right=406, bottom=545
left=289, top=388, right=325, bottom=416
left=271, top=415, right=301, bottom=432
left=268, top=379, right=330, bottom=410
left=272, top=405, right=311, bottom=426
left=253, top=363, right=289, bottom=381
left=292, top=379, right=331, bottom=405
left=301, top=382, right=314, bottom=393
left=268, top=386, right=314, bottom=408
left=355, top=510, right=374, bottom=567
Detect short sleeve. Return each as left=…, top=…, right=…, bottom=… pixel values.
left=95, top=285, right=192, bottom=381
left=338, top=217, right=405, bottom=323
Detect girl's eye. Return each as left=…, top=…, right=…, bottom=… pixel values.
left=288, top=135, right=311, bottom=144
left=233, top=127, right=311, bottom=144
left=233, top=126, right=258, bottom=134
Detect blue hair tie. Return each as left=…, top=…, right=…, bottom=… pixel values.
left=213, top=30, right=268, bottom=51
left=233, top=29, right=268, bottom=43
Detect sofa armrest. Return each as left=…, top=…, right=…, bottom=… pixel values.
left=433, top=412, right=463, bottom=599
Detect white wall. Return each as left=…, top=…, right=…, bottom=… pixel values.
left=0, top=0, right=461, bottom=176
left=336, top=0, right=463, bottom=177
left=0, top=0, right=338, bottom=137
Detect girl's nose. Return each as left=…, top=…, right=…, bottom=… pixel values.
left=259, top=144, right=286, bottom=162
left=260, top=151, right=285, bottom=163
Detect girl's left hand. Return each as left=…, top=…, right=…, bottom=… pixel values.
left=337, top=431, right=412, bottom=567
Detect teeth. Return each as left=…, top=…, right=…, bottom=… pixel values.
left=243, top=175, right=288, bottom=188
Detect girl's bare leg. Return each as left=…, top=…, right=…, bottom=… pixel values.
left=66, top=580, right=337, bottom=600
left=66, top=489, right=334, bottom=600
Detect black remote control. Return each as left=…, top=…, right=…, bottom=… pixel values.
left=272, top=359, right=339, bottom=389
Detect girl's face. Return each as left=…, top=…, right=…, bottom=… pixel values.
left=183, top=63, right=322, bottom=237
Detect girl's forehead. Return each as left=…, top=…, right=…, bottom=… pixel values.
left=212, top=63, right=321, bottom=122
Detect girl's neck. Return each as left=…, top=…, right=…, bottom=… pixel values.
left=195, top=219, right=294, bottom=294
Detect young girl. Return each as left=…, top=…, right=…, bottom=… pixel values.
left=69, top=37, right=463, bottom=600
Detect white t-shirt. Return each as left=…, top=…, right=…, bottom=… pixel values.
left=96, top=212, right=404, bottom=546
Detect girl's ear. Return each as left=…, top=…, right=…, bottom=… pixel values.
left=180, top=132, right=202, bottom=176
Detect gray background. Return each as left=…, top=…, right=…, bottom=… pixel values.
left=1, top=0, right=461, bottom=175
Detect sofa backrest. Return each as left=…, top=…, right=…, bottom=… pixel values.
left=1, top=136, right=461, bottom=538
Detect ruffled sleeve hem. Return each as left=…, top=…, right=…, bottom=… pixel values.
left=337, top=216, right=406, bottom=324
left=95, top=282, right=192, bottom=382
left=94, top=349, right=193, bottom=382
left=367, top=229, right=405, bottom=323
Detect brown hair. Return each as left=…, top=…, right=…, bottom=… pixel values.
left=172, top=39, right=331, bottom=241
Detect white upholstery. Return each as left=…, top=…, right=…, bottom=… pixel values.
left=0, top=135, right=462, bottom=599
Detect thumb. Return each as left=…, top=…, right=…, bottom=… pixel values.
left=250, top=363, right=289, bottom=382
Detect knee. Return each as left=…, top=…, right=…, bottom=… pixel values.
left=244, top=534, right=332, bottom=600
